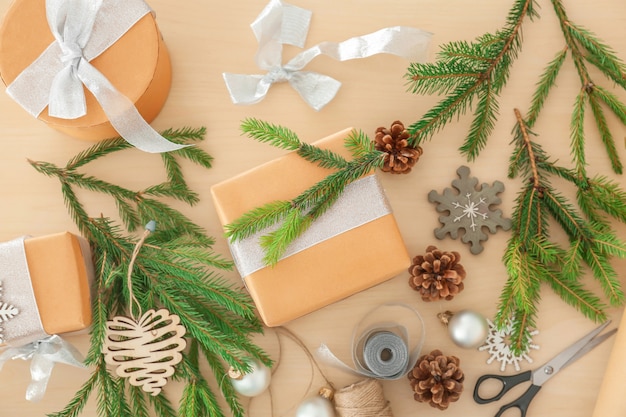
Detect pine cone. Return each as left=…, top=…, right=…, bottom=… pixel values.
left=408, top=245, right=466, bottom=301
left=408, top=349, right=464, bottom=410
left=374, top=121, right=423, bottom=174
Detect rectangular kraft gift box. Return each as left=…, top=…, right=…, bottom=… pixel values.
left=211, top=128, right=410, bottom=327
left=23, top=232, right=93, bottom=335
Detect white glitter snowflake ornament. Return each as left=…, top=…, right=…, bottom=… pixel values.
left=478, top=318, right=540, bottom=372
left=0, top=281, right=19, bottom=343
left=428, top=165, right=512, bottom=254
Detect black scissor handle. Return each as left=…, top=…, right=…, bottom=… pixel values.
left=493, top=384, right=542, bottom=417
left=473, top=370, right=532, bottom=404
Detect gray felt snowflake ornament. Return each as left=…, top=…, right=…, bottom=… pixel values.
left=0, top=281, right=19, bottom=343
left=428, top=166, right=512, bottom=254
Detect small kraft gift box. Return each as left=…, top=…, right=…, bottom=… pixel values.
left=0, top=232, right=93, bottom=347
left=0, top=0, right=171, bottom=142
left=211, top=128, right=410, bottom=327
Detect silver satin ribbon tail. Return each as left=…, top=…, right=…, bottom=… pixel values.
left=5, top=0, right=186, bottom=153
left=223, top=0, right=432, bottom=111
left=0, top=335, right=86, bottom=402
left=317, top=303, right=425, bottom=380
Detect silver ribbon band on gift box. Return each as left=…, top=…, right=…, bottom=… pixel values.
left=229, top=174, right=392, bottom=278
left=5, top=0, right=186, bottom=153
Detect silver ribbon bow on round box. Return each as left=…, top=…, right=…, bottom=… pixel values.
left=223, top=0, right=432, bottom=111
left=5, top=0, right=186, bottom=153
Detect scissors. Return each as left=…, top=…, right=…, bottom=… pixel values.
left=473, top=321, right=616, bottom=417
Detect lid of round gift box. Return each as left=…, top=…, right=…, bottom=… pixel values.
left=0, top=0, right=171, bottom=141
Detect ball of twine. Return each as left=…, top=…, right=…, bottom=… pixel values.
left=334, top=379, right=393, bottom=417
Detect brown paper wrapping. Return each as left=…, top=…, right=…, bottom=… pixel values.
left=23, top=232, right=93, bottom=335
left=0, top=0, right=171, bottom=141
left=591, top=308, right=626, bottom=417
left=211, top=128, right=410, bottom=326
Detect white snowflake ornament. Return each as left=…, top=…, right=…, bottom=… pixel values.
left=428, top=165, right=512, bottom=254
left=0, top=281, right=19, bottom=343
left=478, top=318, right=540, bottom=372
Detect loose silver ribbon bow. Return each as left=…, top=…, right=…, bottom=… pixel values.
left=0, top=335, right=86, bottom=402
left=223, top=0, right=432, bottom=110
left=5, top=0, right=186, bottom=153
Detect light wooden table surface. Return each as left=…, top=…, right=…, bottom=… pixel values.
left=1, top=0, right=625, bottom=416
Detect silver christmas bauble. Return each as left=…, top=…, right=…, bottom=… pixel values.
left=447, top=310, right=489, bottom=348
left=229, top=358, right=271, bottom=397
left=295, top=395, right=335, bottom=417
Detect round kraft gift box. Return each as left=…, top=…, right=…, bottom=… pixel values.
left=0, top=0, right=172, bottom=141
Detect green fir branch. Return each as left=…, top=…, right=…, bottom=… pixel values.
left=406, top=0, right=537, bottom=159
left=32, top=128, right=269, bottom=417
left=503, top=109, right=626, bottom=353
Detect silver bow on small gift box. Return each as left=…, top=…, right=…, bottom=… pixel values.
left=5, top=0, right=186, bottom=153
left=223, top=0, right=432, bottom=111
left=0, top=335, right=86, bottom=402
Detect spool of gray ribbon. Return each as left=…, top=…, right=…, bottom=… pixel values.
left=317, top=303, right=425, bottom=381
left=362, top=331, right=409, bottom=379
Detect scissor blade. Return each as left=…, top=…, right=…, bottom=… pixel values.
left=561, top=328, right=617, bottom=369
left=531, top=321, right=612, bottom=386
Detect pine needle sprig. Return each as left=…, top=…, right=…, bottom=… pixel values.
left=344, top=129, right=375, bottom=158
left=526, top=47, right=568, bottom=128
left=566, top=22, right=626, bottom=85
left=240, top=118, right=302, bottom=150
left=34, top=129, right=269, bottom=417
left=579, top=176, right=626, bottom=224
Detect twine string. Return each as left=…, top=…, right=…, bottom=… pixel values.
left=241, top=327, right=392, bottom=416
left=126, top=221, right=155, bottom=320
left=334, top=378, right=394, bottom=417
